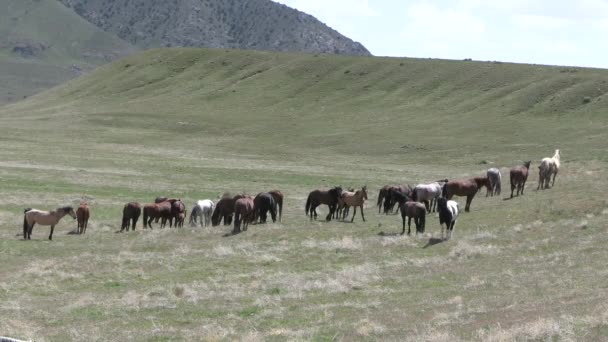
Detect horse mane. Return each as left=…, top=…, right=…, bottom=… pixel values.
left=60, top=206, right=73, bottom=213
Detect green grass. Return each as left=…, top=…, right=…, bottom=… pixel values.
left=0, top=48, right=607, bottom=340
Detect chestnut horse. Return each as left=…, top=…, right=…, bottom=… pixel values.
left=121, top=202, right=141, bottom=232
left=305, top=187, right=343, bottom=221
left=538, top=149, right=560, bottom=190
left=233, top=196, right=255, bottom=234
left=510, top=161, right=532, bottom=198
left=23, top=206, right=76, bottom=240
left=340, top=186, right=368, bottom=222
left=269, top=190, right=284, bottom=222
left=212, top=194, right=244, bottom=226
left=76, top=202, right=90, bottom=234
left=443, top=176, right=491, bottom=212
left=171, top=200, right=186, bottom=228
left=143, top=200, right=172, bottom=229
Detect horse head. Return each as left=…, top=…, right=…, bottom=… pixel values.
left=524, top=161, right=532, bottom=169
left=62, top=206, right=77, bottom=219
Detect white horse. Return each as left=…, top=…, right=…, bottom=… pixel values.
left=437, top=197, right=459, bottom=240
left=412, top=180, right=446, bottom=213
left=538, top=149, right=561, bottom=190
left=486, top=168, right=502, bottom=197
left=23, top=207, right=76, bottom=240
left=190, top=200, right=215, bottom=227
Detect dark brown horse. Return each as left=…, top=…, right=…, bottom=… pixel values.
left=233, top=196, right=255, bottom=234
left=443, top=176, right=491, bottom=212
left=143, top=200, right=172, bottom=229
left=121, top=202, right=141, bottom=232
left=211, top=194, right=244, bottom=226
left=254, top=192, right=277, bottom=224
left=400, top=201, right=426, bottom=235
left=385, top=185, right=413, bottom=214
left=171, top=200, right=186, bottom=228
left=510, top=161, right=532, bottom=198
left=377, top=185, right=392, bottom=214
left=269, top=190, right=284, bottom=222
left=76, top=201, right=90, bottom=234
left=305, top=187, right=343, bottom=221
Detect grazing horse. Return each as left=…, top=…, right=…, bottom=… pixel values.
left=486, top=168, right=502, bottom=197
left=412, top=180, right=446, bottom=213
left=443, top=177, right=491, bottom=212
left=377, top=185, right=392, bottom=214
left=269, top=190, right=284, bottom=222
left=305, top=187, right=343, bottom=221
left=190, top=199, right=215, bottom=227
left=383, top=185, right=413, bottom=214
left=510, top=161, right=532, bottom=198
left=211, top=194, right=244, bottom=226
left=437, top=197, right=459, bottom=240
left=76, top=202, right=90, bottom=234
left=233, top=196, right=255, bottom=234
left=143, top=201, right=172, bottom=229
left=23, top=206, right=76, bottom=240
left=340, top=186, right=368, bottom=222
left=171, top=200, right=186, bottom=228
left=399, top=201, right=426, bottom=235
left=538, top=149, right=561, bottom=190
left=254, top=192, right=277, bottom=224
left=121, top=202, right=141, bottom=232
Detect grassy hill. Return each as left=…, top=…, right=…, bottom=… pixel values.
left=0, top=0, right=136, bottom=103
left=0, top=49, right=607, bottom=340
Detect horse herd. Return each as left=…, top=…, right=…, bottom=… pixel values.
left=20, top=150, right=561, bottom=241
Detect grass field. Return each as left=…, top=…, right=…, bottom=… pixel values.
left=0, top=48, right=607, bottom=341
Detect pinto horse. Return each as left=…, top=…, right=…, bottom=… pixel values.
left=437, top=197, right=459, bottom=240
left=121, top=202, right=141, bottom=232
left=443, top=176, right=490, bottom=212
left=269, top=190, right=284, bottom=222
left=211, top=194, right=244, bottom=226
left=340, top=186, right=368, bottom=222
left=510, top=161, right=531, bottom=198
left=254, top=192, right=277, bottom=224
left=23, top=206, right=76, bottom=240
left=76, top=201, right=90, bottom=234
left=305, top=187, right=343, bottom=221
left=233, top=196, right=255, bottom=234
left=538, top=149, right=560, bottom=190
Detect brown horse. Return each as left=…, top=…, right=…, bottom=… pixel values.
left=510, top=161, right=532, bottom=198
left=233, top=196, right=255, bottom=234
left=269, top=190, right=283, bottom=222
left=377, top=185, right=392, bottom=214
left=76, top=202, right=90, bottom=234
left=305, top=187, right=343, bottom=221
left=143, top=200, right=172, bottom=229
left=443, top=176, right=491, bottom=212
left=23, top=206, right=76, bottom=240
left=399, top=201, right=426, bottom=235
left=385, top=185, right=413, bottom=214
left=340, top=186, right=368, bottom=222
left=211, top=194, right=244, bottom=226
left=121, top=202, right=141, bottom=232
left=171, top=200, right=186, bottom=228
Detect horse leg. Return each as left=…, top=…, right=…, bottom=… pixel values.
left=360, top=206, right=365, bottom=222
left=350, top=206, right=357, bottom=222
left=465, top=196, right=472, bottom=212
left=552, top=171, right=557, bottom=187
left=28, top=222, right=35, bottom=240
left=49, top=225, right=55, bottom=241
left=407, top=217, right=412, bottom=235
left=401, top=214, right=406, bottom=235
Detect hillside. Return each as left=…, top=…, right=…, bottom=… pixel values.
left=1, top=49, right=608, bottom=340
left=58, top=0, right=370, bottom=56
left=0, top=0, right=137, bottom=103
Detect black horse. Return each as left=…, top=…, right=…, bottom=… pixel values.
left=254, top=192, right=277, bottom=224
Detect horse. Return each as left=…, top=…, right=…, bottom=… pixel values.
left=143, top=201, right=172, bottom=229
left=233, top=196, right=255, bottom=234
left=121, top=202, right=141, bottom=232
left=486, top=168, right=502, bottom=197
left=23, top=206, right=76, bottom=240
left=171, top=199, right=186, bottom=228
left=211, top=194, right=244, bottom=226
left=538, top=149, right=561, bottom=190
left=340, top=186, right=368, bottom=222
left=510, top=161, right=531, bottom=198
left=377, top=185, right=392, bottom=214
left=76, top=202, right=90, bottom=234
left=190, top=199, right=215, bottom=227
left=399, top=201, right=426, bottom=235
left=383, top=185, right=413, bottom=214
left=335, top=187, right=354, bottom=220
left=269, top=190, right=284, bottom=222
left=412, top=180, right=445, bottom=213
left=153, top=196, right=168, bottom=223
left=305, top=186, right=343, bottom=221
left=254, top=192, right=277, bottom=224
left=437, top=197, right=459, bottom=240
left=443, top=176, right=491, bottom=212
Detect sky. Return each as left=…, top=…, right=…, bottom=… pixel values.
left=273, top=0, right=608, bottom=69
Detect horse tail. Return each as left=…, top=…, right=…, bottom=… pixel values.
left=442, top=183, right=448, bottom=198
left=143, top=208, right=149, bottom=228
left=305, top=194, right=312, bottom=215
left=377, top=189, right=384, bottom=210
